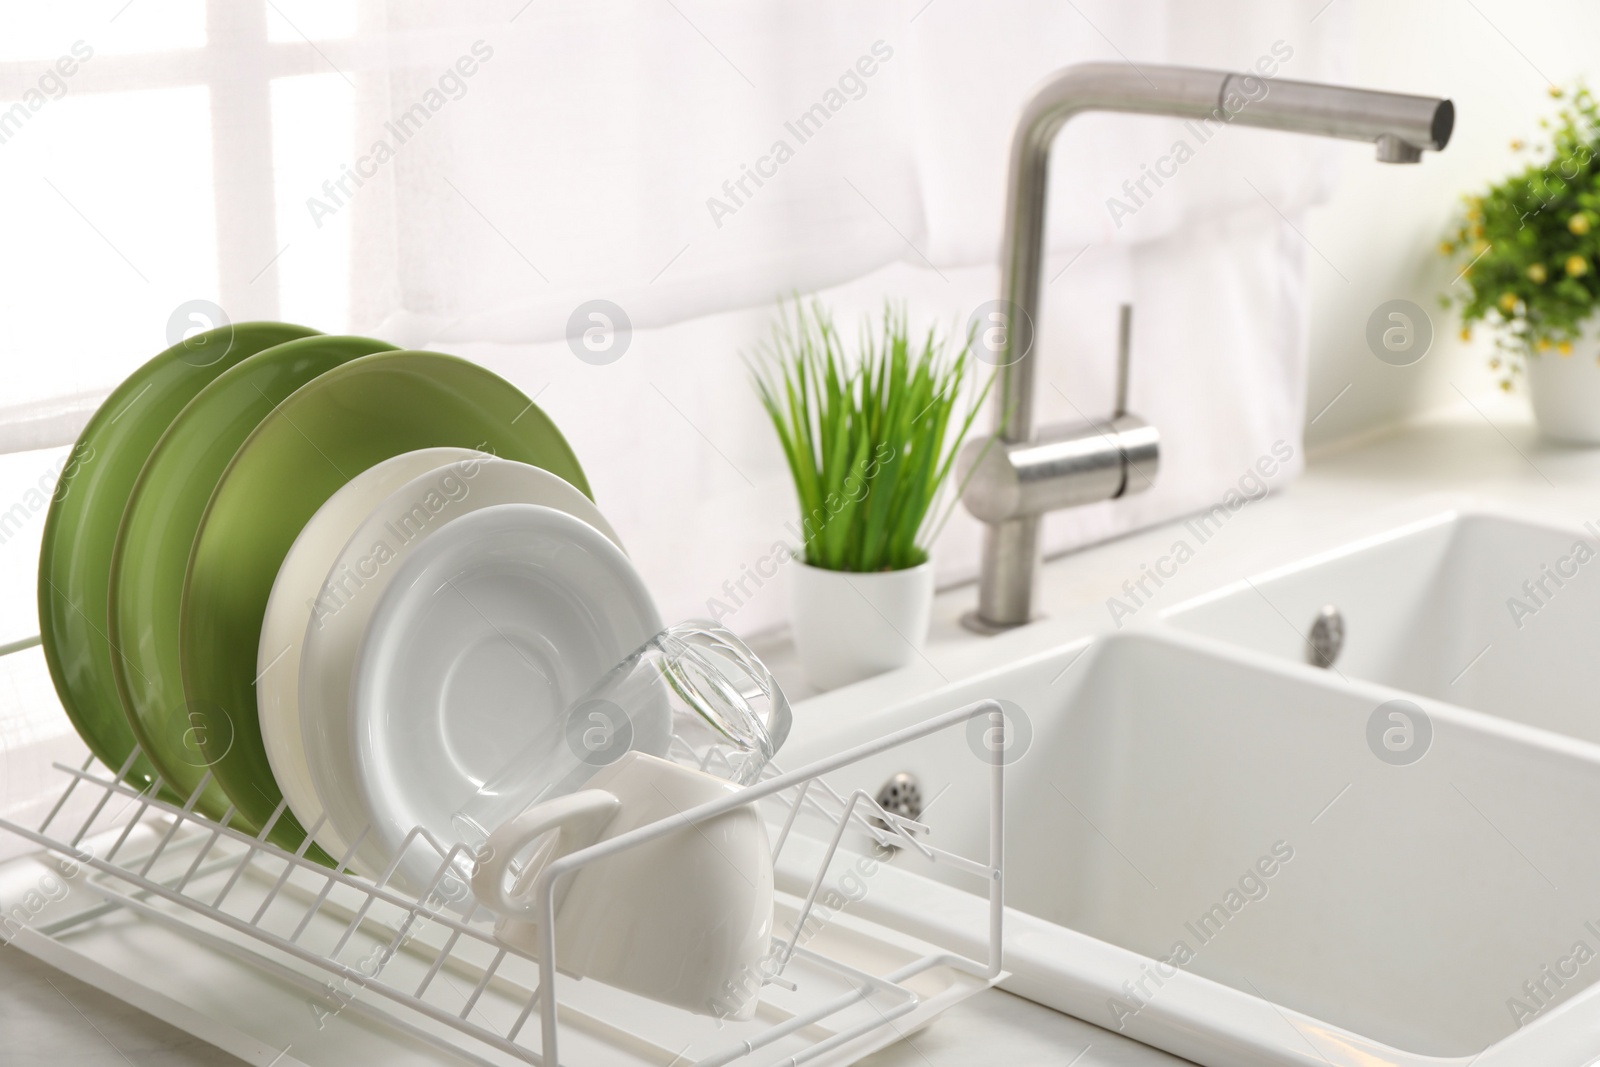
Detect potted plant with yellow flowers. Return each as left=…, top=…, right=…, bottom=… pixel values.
left=1442, top=84, right=1600, bottom=442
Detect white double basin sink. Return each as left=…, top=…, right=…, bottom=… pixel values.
left=782, top=507, right=1600, bottom=1066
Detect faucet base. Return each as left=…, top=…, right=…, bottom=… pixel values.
left=968, top=515, right=1041, bottom=632
left=959, top=609, right=1033, bottom=635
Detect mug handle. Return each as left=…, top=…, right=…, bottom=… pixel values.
left=471, top=789, right=620, bottom=919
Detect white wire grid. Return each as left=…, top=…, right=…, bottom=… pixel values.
left=0, top=698, right=1006, bottom=1066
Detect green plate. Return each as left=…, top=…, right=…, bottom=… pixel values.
left=180, top=351, right=591, bottom=852
left=108, top=335, right=397, bottom=833
left=38, top=322, right=319, bottom=792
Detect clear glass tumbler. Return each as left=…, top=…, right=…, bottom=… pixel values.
left=453, top=620, right=791, bottom=849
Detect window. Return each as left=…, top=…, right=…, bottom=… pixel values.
left=0, top=0, right=365, bottom=841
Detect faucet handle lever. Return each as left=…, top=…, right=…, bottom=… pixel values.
left=1113, top=303, right=1132, bottom=420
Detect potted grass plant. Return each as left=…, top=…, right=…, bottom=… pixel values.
left=1442, top=84, right=1600, bottom=442
left=751, top=298, right=988, bottom=690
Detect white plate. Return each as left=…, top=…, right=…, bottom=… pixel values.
left=258, top=447, right=484, bottom=862
left=352, top=503, right=663, bottom=891
left=297, top=463, right=631, bottom=877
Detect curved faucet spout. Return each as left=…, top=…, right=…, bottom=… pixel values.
left=965, top=62, right=1453, bottom=631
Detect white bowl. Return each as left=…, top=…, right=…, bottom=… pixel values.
left=352, top=503, right=662, bottom=892
left=292, top=458, right=629, bottom=875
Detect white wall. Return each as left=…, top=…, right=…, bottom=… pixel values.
left=1302, top=0, right=1600, bottom=448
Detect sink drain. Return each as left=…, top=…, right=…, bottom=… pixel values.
left=871, top=772, right=923, bottom=843
left=1306, top=605, right=1344, bottom=668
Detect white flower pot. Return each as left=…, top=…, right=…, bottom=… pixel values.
left=791, top=561, right=934, bottom=691
left=1526, top=323, right=1600, bottom=445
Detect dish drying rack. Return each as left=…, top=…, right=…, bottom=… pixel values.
left=0, top=697, right=1008, bottom=1067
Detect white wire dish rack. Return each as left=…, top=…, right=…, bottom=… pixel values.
left=0, top=696, right=1007, bottom=1067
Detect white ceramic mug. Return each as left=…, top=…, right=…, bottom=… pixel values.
left=470, top=751, right=774, bottom=1019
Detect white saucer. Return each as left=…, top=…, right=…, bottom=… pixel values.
left=258, top=447, right=484, bottom=863
left=352, top=503, right=662, bottom=891
left=296, top=461, right=629, bottom=877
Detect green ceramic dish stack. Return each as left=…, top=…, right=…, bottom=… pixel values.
left=38, top=325, right=590, bottom=859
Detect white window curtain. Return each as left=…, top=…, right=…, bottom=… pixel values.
left=339, top=0, right=1352, bottom=635
left=0, top=0, right=1351, bottom=829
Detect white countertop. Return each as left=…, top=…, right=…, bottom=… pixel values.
left=9, top=399, right=1600, bottom=1067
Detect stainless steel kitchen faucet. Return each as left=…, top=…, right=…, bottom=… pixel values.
left=958, top=62, right=1453, bottom=632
